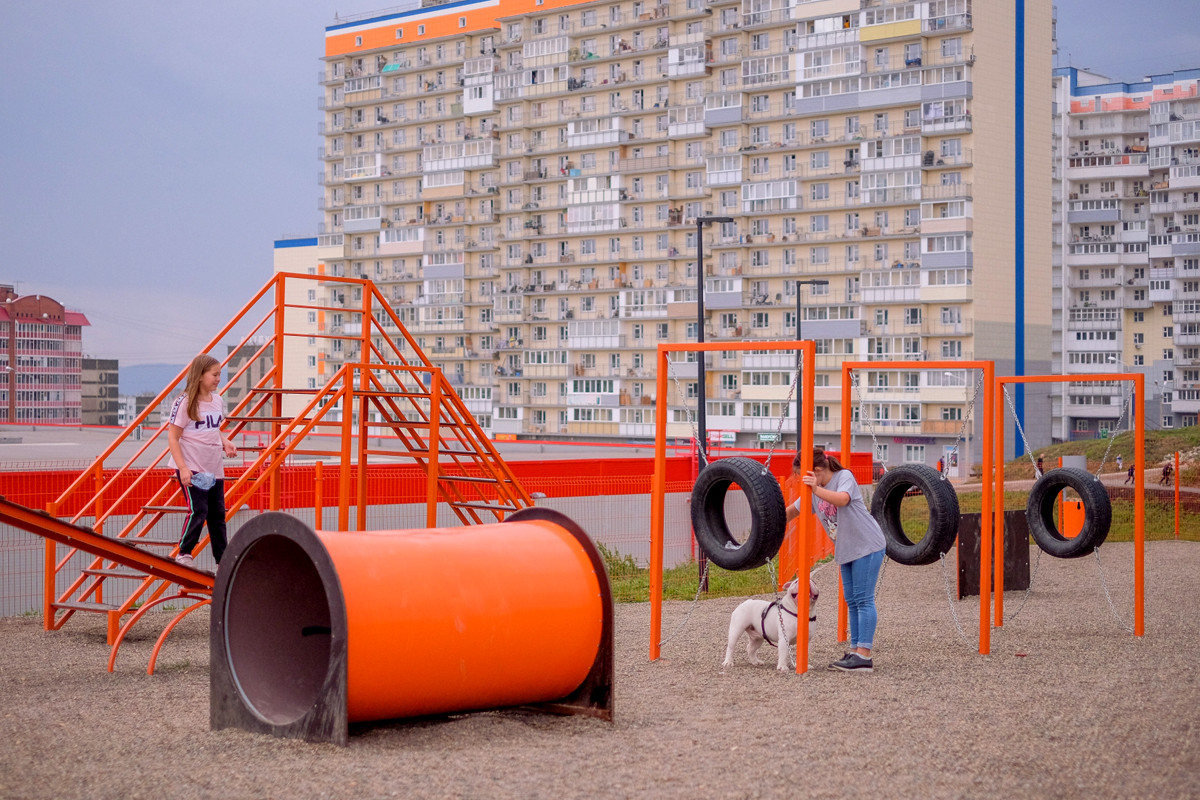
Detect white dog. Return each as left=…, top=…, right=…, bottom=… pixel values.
left=722, top=578, right=807, bottom=672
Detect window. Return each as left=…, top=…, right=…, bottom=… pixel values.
left=904, top=445, right=925, bottom=463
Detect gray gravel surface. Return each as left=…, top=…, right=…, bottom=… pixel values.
left=2, top=541, right=1197, bottom=799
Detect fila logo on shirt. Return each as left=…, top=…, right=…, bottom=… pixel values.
left=193, top=413, right=222, bottom=430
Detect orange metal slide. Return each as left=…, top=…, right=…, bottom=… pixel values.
left=0, top=496, right=212, bottom=593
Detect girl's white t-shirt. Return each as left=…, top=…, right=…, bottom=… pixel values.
left=166, top=394, right=226, bottom=478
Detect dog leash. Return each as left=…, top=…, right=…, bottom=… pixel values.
left=758, top=600, right=797, bottom=648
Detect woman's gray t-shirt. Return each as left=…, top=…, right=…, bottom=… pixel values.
left=794, top=469, right=886, bottom=565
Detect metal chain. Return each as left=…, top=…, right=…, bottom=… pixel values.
left=1094, top=387, right=1135, bottom=478
left=760, top=357, right=801, bottom=476
left=874, top=554, right=888, bottom=601
left=1002, top=385, right=1041, bottom=474
left=938, top=552, right=975, bottom=647
left=667, top=354, right=710, bottom=465
left=1092, top=547, right=1135, bottom=633
left=947, top=369, right=982, bottom=475
left=1000, top=546, right=1041, bottom=625
left=657, top=557, right=711, bottom=647
left=850, top=371, right=885, bottom=472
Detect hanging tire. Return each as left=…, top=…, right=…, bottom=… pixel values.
left=690, top=456, right=786, bottom=571
left=870, top=464, right=960, bottom=566
left=1026, top=467, right=1112, bottom=558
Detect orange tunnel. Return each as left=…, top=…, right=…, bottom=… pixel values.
left=210, top=508, right=613, bottom=744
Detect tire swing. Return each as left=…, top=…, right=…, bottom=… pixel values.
left=690, top=456, right=787, bottom=571
left=1025, top=467, right=1112, bottom=559
left=870, top=465, right=960, bottom=566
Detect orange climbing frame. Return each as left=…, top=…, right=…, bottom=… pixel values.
left=994, top=373, right=1144, bottom=636
left=841, top=360, right=996, bottom=655
left=649, top=339, right=817, bottom=674
left=210, top=507, right=613, bottom=745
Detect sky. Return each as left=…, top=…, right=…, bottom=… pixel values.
left=1, top=1, right=1199, bottom=367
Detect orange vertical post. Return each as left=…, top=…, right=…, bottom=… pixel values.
left=339, top=373, right=354, bottom=532
left=992, top=390, right=1005, bottom=630
left=314, top=460, right=324, bottom=530
left=356, top=293, right=373, bottom=531
left=978, top=361, right=993, bottom=654
left=427, top=372, right=442, bottom=529
left=92, top=465, right=104, bottom=536
left=795, top=341, right=815, bottom=674
left=1134, top=374, right=1144, bottom=636
left=838, top=360, right=852, bottom=645
left=1174, top=451, right=1180, bottom=540
left=270, top=275, right=286, bottom=512
left=649, top=345, right=669, bottom=661
left=43, top=538, right=55, bottom=630
left=93, top=466, right=104, bottom=606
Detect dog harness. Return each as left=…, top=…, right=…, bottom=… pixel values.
left=758, top=600, right=798, bottom=648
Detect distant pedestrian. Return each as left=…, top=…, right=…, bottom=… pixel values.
left=1116, top=454, right=1123, bottom=473
left=1036, top=454, right=1044, bottom=477
left=1125, top=463, right=1135, bottom=485
left=1160, top=462, right=1173, bottom=486
left=937, top=457, right=944, bottom=474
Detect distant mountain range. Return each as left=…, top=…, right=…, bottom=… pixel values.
left=119, top=364, right=185, bottom=396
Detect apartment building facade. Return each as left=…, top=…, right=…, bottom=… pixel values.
left=1051, top=67, right=1200, bottom=440
left=0, top=286, right=88, bottom=425
left=317, top=0, right=1051, bottom=472
left=81, top=357, right=120, bottom=426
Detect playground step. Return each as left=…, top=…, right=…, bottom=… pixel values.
left=142, top=505, right=188, bottom=513
left=82, top=568, right=147, bottom=579
left=52, top=601, right=119, bottom=614
left=449, top=501, right=521, bottom=512
left=225, top=416, right=326, bottom=423
left=438, top=474, right=518, bottom=484
left=122, top=538, right=178, bottom=547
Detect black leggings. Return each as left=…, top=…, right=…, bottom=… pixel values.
left=176, top=472, right=228, bottom=563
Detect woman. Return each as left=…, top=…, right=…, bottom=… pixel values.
left=166, top=354, right=237, bottom=570
left=786, top=450, right=886, bottom=673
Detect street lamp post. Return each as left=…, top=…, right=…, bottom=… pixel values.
left=795, top=279, right=828, bottom=451
left=695, top=215, right=734, bottom=467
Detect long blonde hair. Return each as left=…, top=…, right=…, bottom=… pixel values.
left=183, top=354, right=220, bottom=422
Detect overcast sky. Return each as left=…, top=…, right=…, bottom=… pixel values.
left=1, top=1, right=1198, bottom=366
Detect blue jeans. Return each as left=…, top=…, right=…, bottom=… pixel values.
left=840, top=549, right=885, bottom=650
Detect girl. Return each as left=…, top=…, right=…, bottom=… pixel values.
left=787, top=450, right=886, bottom=673
left=166, top=354, right=237, bottom=569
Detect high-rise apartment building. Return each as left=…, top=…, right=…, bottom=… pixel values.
left=318, top=0, right=1051, bottom=472
left=81, top=357, right=120, bottom=426
left=0, top=286, right=88, bottom=424
left=1051, top=67, right=1200, bottom=440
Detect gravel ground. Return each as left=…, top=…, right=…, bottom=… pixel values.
left=2, top=540, right=1197, bottom=799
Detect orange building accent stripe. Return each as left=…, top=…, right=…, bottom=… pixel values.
left=325, top=0, right=597, bottom=58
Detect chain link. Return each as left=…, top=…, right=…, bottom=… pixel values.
left=667, top=354, right=710, bottom=466
left=657, top=558, right=711, bottom=648
left=1094, top=388, right=1134, bottom=478
left=1092, top=547, right=1135, bottom=633
left=1002, top=385, right=1041, bottom=474
left=938, top=552, right=975, bottom=647
left=851, top=371, right=885, bottom=471
left=946, top=370, right=982, bottom=475
left=760, top=358, right=801, bottom=476
left=1000, top=546, right=1041, bottom=625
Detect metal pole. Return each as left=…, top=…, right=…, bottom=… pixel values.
left=794, top=279, right=827, bottom=452
left=696, top=219, right=707, bottom=468
left=795, top=284, right=802, bottom=450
